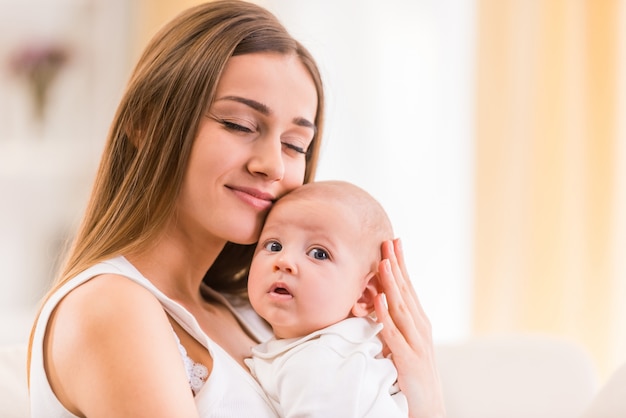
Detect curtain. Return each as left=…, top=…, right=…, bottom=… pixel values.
left=132, top=0, right=207, bottom=58
left=474, top=0, right=626, bottom=380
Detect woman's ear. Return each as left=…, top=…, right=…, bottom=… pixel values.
left=351, top=272, right=380, bottom=317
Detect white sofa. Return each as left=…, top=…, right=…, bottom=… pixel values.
left=0, top=344, right=29, bottom=418
left=579, top=361, right=626, bottom=418
left=435, top=334, right=600, bottom=418
left=1, top=334, right=623, bottom=417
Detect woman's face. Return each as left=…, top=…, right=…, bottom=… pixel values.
left=176, top=52, right=318, bottom=247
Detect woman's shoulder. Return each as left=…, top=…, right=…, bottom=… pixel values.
left=45, top=257, right=160, bottom=323
left=58, top=272, right=164, bottom=324
left=48, top=265, right=171, bottom=362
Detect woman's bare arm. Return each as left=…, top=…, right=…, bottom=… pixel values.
left=45, top=274, right=200, bottom=418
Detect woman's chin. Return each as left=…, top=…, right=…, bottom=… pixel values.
left=220, top=211, right=266, bottom=245
left=229, top=226, right=263, bottom=246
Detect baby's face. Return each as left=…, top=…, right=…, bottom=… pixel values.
left=248, top=197, right=372, bottom=339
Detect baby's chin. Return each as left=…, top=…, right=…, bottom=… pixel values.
left=272, top=322, right=331, bottom=340
left=270, top=323, right=303, bottom=340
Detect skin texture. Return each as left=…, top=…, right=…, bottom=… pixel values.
left=247, top=183, right=381, bottom=339
left=44, top=52, right=318, bottom=418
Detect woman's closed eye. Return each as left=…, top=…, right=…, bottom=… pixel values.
left=282, top=142, right=307, bottom=155
left=213, top=113, right=311, bottom=156
left=220, top=119, right=254, bottom=133
left=281, top=133, right=313, bottom=156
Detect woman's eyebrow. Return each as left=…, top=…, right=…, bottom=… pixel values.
left=219, top=95, right=270, bottom=115
left=294, top=117, right=317, bottom=133
left=218, top=95, right=317, bottom=133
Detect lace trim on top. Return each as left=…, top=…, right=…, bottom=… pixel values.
left=174, top=331, right=209, bottom=396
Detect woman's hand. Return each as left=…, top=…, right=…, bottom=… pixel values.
left=374, top=239, right=446, bottom=418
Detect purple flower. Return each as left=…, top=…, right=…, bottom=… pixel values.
left=8, top=42, right=71, bottom=121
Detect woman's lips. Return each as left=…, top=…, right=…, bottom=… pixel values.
left=228, top=186, right=275, bottom=211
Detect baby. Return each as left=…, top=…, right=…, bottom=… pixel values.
left=246, top=180, right=408, bottom=417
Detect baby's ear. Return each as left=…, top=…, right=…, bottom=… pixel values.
left=351, top=272, right=380, bottom=318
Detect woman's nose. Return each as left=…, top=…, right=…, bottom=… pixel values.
left=248, top=134, right=285, bottom=181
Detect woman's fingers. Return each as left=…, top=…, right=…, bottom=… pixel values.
left=388, top=239, right=417, bottom=302
left=377, top=238, right=446, bottom=417
left=379, top=239, right=431, bottom=350
left=386, top=239, right=427, bottom=322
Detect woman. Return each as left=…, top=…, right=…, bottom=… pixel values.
left=28, top=1, right=445, bottom=417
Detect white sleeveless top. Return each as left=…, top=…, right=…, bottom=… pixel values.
left=29, top=256, right=278, bottom=417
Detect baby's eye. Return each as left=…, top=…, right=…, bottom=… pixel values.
left=307, top=248, right=329, bottom=260
left=263, top=240, right=282, bottom=252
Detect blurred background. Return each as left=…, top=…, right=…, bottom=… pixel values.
left=0, top=0, right=624, bottom=386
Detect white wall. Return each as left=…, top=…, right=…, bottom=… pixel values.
left=0, top=0, right=132, bottom=343
left=258, top=0, right=476, bottom=343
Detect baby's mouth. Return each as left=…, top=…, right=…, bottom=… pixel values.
left=270, top=283, right=293, bottom=297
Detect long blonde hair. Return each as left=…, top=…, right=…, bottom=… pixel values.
left=28, top=0, right=324, bottom=375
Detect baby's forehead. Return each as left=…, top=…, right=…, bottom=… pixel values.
left=271, top=195, right=351, bottom=223
left=280, top=185, right=362, bottom=210
left=277, top=193, right=360, bottom=223
left=267, top=197, right=361, bottom=237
